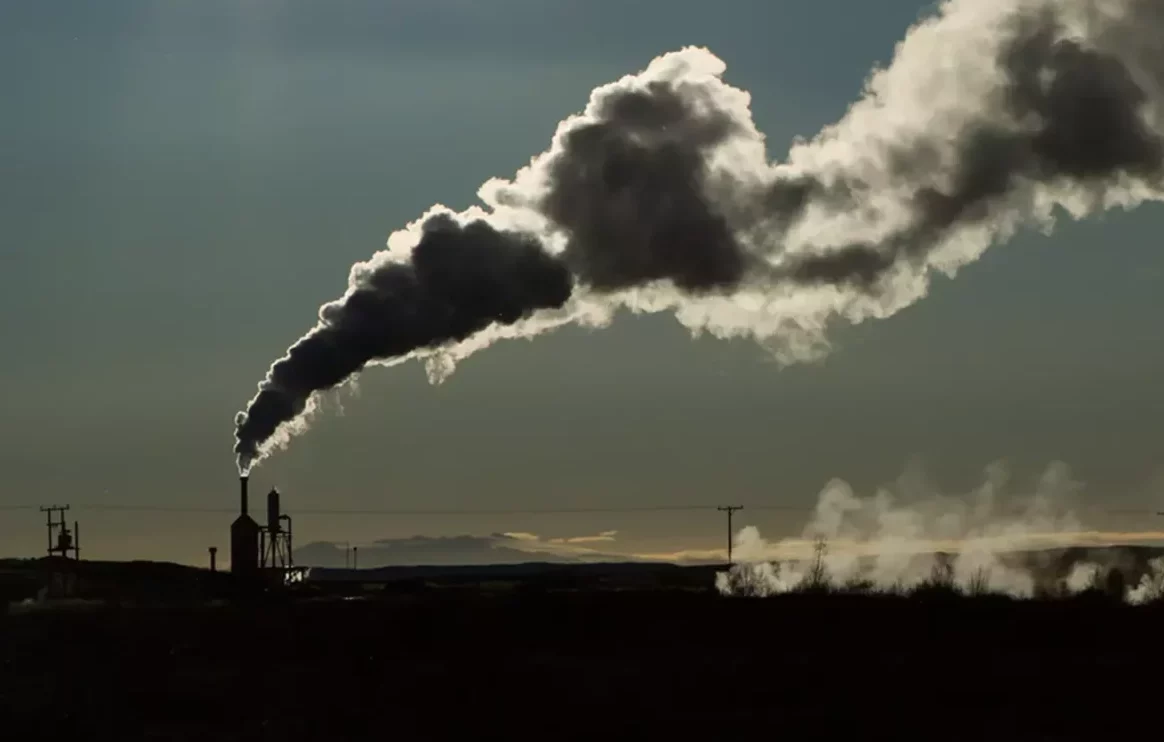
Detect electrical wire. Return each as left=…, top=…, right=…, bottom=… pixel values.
left=0, top=502, right=1158, bottom=516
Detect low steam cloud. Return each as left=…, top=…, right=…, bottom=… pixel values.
left=715, top=460, right=1164, bottom=602
left=235, top=0, right=1164, bottom=473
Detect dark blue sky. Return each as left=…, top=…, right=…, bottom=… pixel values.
left=2, top=0, right=1162, bottom=563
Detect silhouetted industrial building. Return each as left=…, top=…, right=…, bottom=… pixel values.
left=230, top=476, right=259, bottom=575
left=230, top=475, right=295, bottom=582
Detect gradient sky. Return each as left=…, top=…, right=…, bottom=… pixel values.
left=2, top=0, right=1163, bottom=565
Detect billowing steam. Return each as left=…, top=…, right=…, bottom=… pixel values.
left=715, top=460, right=1164, bottom=602
left=235, top=0, right=1164, bottom=473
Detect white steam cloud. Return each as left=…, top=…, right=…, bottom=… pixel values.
left=716, top=460, right=1164, bottom=602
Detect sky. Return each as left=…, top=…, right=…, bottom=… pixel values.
left=2, top=0, right=1163, bottom=566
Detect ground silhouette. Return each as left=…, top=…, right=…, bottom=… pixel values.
left=3, top=555, right=1163, bottom=740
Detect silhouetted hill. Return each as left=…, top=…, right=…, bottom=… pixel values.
left=3, top=543, right=1161, bottom=606
left=294, top=536, right=585, bottom=567
left=0, top=557, right=254, bottom=604
left=305, top=559, right=718, bottom=593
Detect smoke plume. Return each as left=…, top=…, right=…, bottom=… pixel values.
left=715, top=460, right=1164, bottom=601
left=235, top=0, right=1164, bottom=473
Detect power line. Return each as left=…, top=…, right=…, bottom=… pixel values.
left=0, top=503, right=770, bottom=516
left=0, top=502, right=1160, bottom=516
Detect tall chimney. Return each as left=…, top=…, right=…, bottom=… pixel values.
left=240, top=475, right=249, bottom=516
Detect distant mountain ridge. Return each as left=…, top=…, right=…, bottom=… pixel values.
left=292, top=534, right=657, bottom=569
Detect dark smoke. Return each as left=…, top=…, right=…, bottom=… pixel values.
left=233, top=216, right=572, bottom=468
left=540, top=80, right=752, bottom=293
left=235, top=0, right=1164, bottom=473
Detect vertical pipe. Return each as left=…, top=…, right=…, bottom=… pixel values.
left=209, top=547, right=217, bottom=572
left=239, top=475, right=249, bottom=516
left=267, top=489, right=280, bottom=533
left=74, top=521, right=80, bottom=561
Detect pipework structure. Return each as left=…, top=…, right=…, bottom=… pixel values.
left=259, top=486, right=294, bottom=574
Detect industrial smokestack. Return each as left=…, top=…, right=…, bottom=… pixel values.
left=231, top=477, right=259, bottom=575
left=233, top=0, right=1164, bottom=473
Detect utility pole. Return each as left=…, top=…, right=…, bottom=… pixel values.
left=40, top=505, right=78, bottom=559
left=717, top=506, right=743, bottom=565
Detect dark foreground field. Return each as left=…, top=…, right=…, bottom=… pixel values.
left=4, top=587, right=1163, bottom=741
